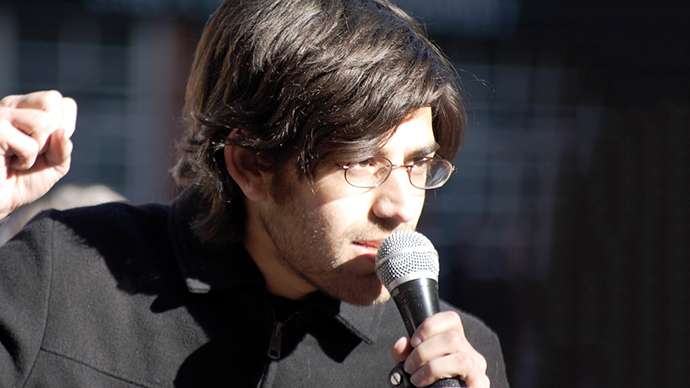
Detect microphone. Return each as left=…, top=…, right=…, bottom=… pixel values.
left=376, top=231, right=464, bottom=388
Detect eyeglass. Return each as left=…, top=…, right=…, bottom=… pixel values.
left=338, top=156, right=457, bottom=190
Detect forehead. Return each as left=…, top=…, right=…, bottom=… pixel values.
left=304, top=107, right=438, bottom=177
left=379, top=107, right=438, bottom=156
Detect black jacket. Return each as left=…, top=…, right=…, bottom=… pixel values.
left=0, top=189, right=509, bottom=387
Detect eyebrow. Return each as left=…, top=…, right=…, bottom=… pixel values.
left=342, top=139, right=440, bottom=164
left=394, top=141, right=440, bottom=159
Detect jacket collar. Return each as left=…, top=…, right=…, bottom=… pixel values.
left=167, top=186, right=389, bottom=344
left=168, top=186, right=264, bottom=293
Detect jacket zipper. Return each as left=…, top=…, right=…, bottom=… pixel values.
left=267, top=306, right=299, bottom=360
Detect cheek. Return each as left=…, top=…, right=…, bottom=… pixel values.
left=318, top=199, right=364, bottom=230
left=309, top=169, right=367, bottom=203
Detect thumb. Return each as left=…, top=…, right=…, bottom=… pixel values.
left=390, top=336, right=412, bottom=364
left=43, top=127, right=73, bottom=170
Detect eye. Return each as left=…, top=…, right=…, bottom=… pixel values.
left=350, top=158, right=379, bottom=169
left=410, top=156, right=433, bottom=167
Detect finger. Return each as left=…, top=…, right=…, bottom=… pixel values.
left=410, top=311, right=464, bottom=347
left=390, top=336, right=412, bottom=364
left=406, top=328, right=488, bottom=372
left=404, top=328, right=465, bottom=372
left=405, top=330, right=488, bottom=387
left=0, top=120, right=40, bottom=170
left=5, top=90, right=64, bottom=111
left=406, top=330, right=488, bottom=388
left=28, top=93, right=77, bottom=149
left=410, top=353, right=491, bottom=388
left=0, top=93, right=22, bottom=107
left=59, top=97, right=77, bottom=139
left=406, top=330, right=485, bottom=372
left=0, top=94, right=75, bottom=154
left=4, top=106, right=53, bottom=134
left=404, top=312, right=489, bottom=387
left=3, top=108, right=57, bottom=155
left=43, top=127, right=73, bottom=170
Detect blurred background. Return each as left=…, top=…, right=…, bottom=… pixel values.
left=1, top=0, right=688, bottom=386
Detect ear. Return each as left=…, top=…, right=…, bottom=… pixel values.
left=224, top=144, right=268, bottom=202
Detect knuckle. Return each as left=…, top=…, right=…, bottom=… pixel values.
left=448, top=312, right=463, bottom=330
left=37, top=111, right=53, bottom=129
left=443, top=329, right=463, bottom=348
left=477, top=353, right=488, bottom=372
left=435, top=310, right=456, bottom=322
left=451, top=350, right=488, bottom=378
left=454, top=352, right=473, bottom=371
left=43, top=90, right=63, bottom=103
left=63, top=97, right=77, bottom=108
left=477, top=374, right=491, bottom=388
left=448, top=310, right=462, bottom=321
left=410, top=345, right=427, bottom=364
left=0, top=95, right=16, bottom=106
left=440, top=311, right=464, bottom=333
left=1, top=109, right=15, bottom=126
left=423, top=361, right=440, bottom=379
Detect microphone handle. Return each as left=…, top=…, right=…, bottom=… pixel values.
left=389, top=278, right=465, bottom=388
left=388, top=363, right=466, bottom=388
left=391, top=278, right=441, bottom=337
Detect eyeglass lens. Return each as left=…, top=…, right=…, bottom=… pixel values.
left=345, top=157, right=453, bottom=189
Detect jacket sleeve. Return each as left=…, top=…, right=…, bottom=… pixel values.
left=442, top=302, right=511, bottom=388
left=467, top=315, right=510, bottom=388
left=0, top=212, right=54, bottom=387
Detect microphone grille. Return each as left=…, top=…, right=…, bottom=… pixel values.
left=375, top=231, right=439, bottom=291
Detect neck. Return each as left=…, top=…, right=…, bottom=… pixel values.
left=243, top=218, right=317, bottom=301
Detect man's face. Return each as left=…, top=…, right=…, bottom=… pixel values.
left=247, top=107, right=436, bottom=306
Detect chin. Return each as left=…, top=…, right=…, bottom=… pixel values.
left=334, top=283, right=391, bottom=307
left=369, top=288, right=392, bottom=306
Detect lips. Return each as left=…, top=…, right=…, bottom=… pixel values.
left=353, top=240, right=383, bottom=251
left=351, top=240, right=385, bottom=263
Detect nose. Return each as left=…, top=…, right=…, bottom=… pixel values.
left=370, top=167, right=424, bottom=224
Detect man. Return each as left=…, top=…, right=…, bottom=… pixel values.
left=0, top=0, right=509, bottom=387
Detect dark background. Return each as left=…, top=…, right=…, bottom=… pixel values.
left=1, top=1, right=688, bottom=387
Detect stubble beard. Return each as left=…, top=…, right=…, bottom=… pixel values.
left=258, top=198, right=393, bottom=306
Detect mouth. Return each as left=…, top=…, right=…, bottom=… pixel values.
left=353, top=240, right=383, bottom=251
left=352, top=240, right=385, bottom=263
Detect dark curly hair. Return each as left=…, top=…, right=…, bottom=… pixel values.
left=173, top=0, right=466, bottom=246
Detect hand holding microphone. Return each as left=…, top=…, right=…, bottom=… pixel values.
left=376, top=231, right=489, bottom=388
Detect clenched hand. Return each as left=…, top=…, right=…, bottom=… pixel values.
left=0, top=90, right=76, bottom=218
